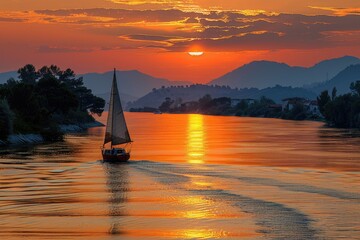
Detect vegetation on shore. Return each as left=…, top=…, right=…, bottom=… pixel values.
left=131, top=94, right=320, bottom=121
left=317, top=81, right=360, bottom=128
left=0, top=64, right=105, bottom=142
left=131, top=81, right=360, bottom=129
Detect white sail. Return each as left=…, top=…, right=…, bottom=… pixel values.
left=104, top=69, right=132, bottom=146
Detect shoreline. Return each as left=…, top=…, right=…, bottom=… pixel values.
left=133, top=110, right=326, bottom=123
left=0, top=121, right=104, bottom=147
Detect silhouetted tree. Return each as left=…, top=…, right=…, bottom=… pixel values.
left=0, top=99, right=13, bottom=140
left=59, top=68, right=75, bottom=81
left=350, top=81, right=360, bottom=95
left=88, top=96, right=106, bottom=116
left=0, top=64, right=106, bottom=139
left=38, top=65, right=61, bottom=79
left=317, top=90, right=331, bottom=116
left=36, top=76, right=78, bottom=115
left=332, top=87, right=337, bottom=100
left=198, top=94, right=212, bottom=108
left=159, top=97, right=174, bottom=112
left=18, top=64, right=38, bottom=84
left=319, top=81, right=360, bottom=128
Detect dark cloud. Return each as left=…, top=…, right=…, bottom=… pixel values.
left=35, top=8, right=206, bottom=23
left=125, top=34, right=182, bottom=41
left=0, top=17, right=25, bottom=22
left=3, top=8, right=359, bottom=52
left=38, top=45, right=93, bottom=53
left=166, top=31, right=327, bottom=52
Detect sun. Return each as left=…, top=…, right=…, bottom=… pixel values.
left=188, top=51, right=204, bottom=56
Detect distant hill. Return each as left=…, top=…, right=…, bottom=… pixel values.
left=209, top=56, right=360, bottom=89
left=2, top=56, right=359, bottom=105
left=254, top=86, right=316, bottom=102
left=80, top=70, right=190, bottom=98
left=128, top=84, right=317, bottom=109
left=310, top=64, right=360, bottom=94
left=0, top=71, right=17, bottom=83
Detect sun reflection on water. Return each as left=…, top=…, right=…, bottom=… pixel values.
left=182, top=210, right=215, bottom=219
left=187, top=114, right=205, bottom=164
left=181, top=229, right=225, bottom=239
left=178, top=195, right=213, bottom=206
left=176, top=195, right=224, bottom=238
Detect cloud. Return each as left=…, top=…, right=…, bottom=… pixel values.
left=35, top=8, right=205, bottom=23
left=124, top=34, right=184, bottom=41
left=0, top=17, right=25, bottom=22
left=38, top=45, right=94, bottom=53
left=166, top=31, right=327, bottom=52
left=108, top=0, right=192, bottom=5
left=309, top=6, right=360, bottom=16
left=107, top=0, right=202, bottom=11
left=1, top=8, right=359, bottom=52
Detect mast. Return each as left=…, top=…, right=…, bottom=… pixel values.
left=110, top=68, right=116, bottom=149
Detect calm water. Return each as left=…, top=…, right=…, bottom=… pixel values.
left=0, top=113, right=359, bottom=239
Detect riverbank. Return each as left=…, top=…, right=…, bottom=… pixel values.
left=0, top=121, right=104, bottom=147
left=131, top=95, right=324, bottom=123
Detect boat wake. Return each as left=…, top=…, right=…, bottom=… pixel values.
left=130, top=160, right=359, bottom=239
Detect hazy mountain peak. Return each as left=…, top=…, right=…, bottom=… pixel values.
left=209, top=55, right=360, bottom=89
left=246, top=60, right=290, bottom=67
left=311, top=55, right=360, bottom=68
left=311, top=64, right=360, bottom=94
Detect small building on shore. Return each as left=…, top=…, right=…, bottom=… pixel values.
left=304, top=100, right=321, bottom=115
left=282, top=97, right=321, bottom=116
left=282, top=97, right=306, bottom=111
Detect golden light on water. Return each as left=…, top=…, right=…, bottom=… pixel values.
left=182, top=210, right=214, bottom=219
left=1, top=113, right=360, bottom=239
left=193, top=180, right=212, bottom=187
left=187, top=114, right=205, bottom=164
left=179, top=195, right=212, bottom=206
left=179, top=229, right=226, bottom=239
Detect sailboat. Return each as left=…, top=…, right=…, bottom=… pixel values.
left=102, top=69, right=132, bottom=162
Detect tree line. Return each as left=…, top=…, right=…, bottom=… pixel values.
left=317, top=81, right=360, bottom=128
left=0, top=64, right=105, bottom=141
left=153, top=94, right=319, bottom=120
left=134, top=81, right=360, bottom=129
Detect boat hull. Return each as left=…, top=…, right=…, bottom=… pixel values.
left=102, top=153, right=130, bottom=162
left=102, top=148, right=130, bottom=162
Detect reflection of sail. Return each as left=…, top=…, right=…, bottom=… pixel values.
left=103, top=163, right=129, bottom=235
left=187, top=114, right=205, bottom=164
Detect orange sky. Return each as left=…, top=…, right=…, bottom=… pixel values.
left=0, top=0, right=360, bottom=83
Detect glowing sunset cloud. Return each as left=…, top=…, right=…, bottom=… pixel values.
left=0, top=0, right=359, bottom=83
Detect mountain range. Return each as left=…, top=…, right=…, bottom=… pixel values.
left=1, top=56, right=359, bottom=106
left=129, top=63, right=360, bottom=108
left=127, top=84, right=317, bottom=109
left=78, top=70, right=190, bottom=99
left=209, top=56, right=360, bottom=89
left=310, top=64, right=360, bottom=94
